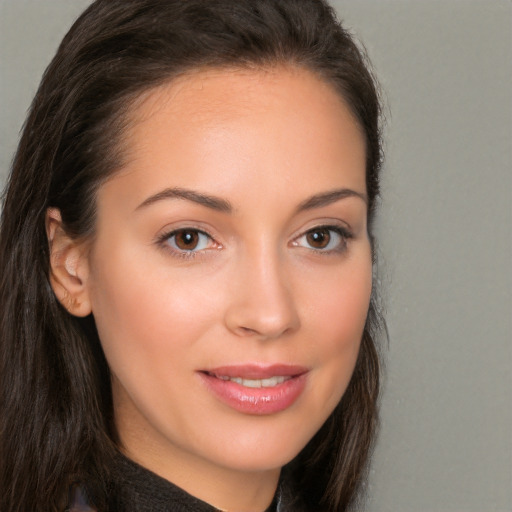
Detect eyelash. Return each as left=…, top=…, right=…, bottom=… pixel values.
left=156, top=224, right=353, bottom=260
left=156, top=227, right=218, bottom=260
left=292, top=225, right=353, bottom=254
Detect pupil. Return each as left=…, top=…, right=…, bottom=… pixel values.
left=176, top=230, right=198, bottom=250
left=307, top=229, right=330, bottom=248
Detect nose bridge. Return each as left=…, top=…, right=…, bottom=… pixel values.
left=225, top=239, right=300, bottom=339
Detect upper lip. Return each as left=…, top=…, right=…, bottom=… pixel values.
left=201, top=364, right=309, bottom=379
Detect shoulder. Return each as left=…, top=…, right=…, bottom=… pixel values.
left=65, top=486, right=97, bottom=512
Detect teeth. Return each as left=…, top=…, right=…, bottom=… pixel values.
left=240, top=378, right=260, bottom=388
left=215, top=375, right=288, bottom=388
left=261, top=376, right=286, bottom=387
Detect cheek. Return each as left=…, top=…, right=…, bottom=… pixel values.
left=306, top=252, right=372, bottom=342
left=87, top=246, right=219, bottom=375
left=302, top=253, right=372, bottom=402
left=326, top=267, right=371, bottom=345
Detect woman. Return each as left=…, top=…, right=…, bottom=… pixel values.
left=0, top=1, right=384, bottom=511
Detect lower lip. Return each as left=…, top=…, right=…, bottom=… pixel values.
left=199, top=372, right=307, bottom=415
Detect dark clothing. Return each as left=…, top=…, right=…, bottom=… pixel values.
left=68, top=453, right=282, bottom=512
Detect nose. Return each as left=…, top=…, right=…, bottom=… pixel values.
left=223, top=247, right=300, bottom=341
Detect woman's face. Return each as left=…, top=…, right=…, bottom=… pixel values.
left=84, top=66, right=371, bottom=488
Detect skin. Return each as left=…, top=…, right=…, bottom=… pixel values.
left=48, top=66, right=371, bottom=512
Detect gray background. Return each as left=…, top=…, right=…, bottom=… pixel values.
left=1, top=1, right=511, bottom=511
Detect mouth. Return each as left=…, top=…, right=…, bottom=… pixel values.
left=208, top=374, right=292, bottom=388
left=198, top=364, right=309, bottom=415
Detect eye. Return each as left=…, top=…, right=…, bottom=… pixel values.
left=165, top=228, right=213, bottom=252
left=294, top=226, right=350, bottom=252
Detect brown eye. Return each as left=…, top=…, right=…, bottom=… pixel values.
left=166, top=229, right=211, bottom=252
left=174, top=230, right=199, bottom=250
left=306, top=228, right=331, bottom=249
left=294, top=226, right=349, bottom=253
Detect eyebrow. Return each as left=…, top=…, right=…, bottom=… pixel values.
left=135, top=187, right=233, bottom=213
left=296, top=188, right=367, bottom=212
left=135, top=186, right=366, bottom=214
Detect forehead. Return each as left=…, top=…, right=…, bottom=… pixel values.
left=131, top=65, right=357, bottom=124
left=101, top=66, right=367, bottom=211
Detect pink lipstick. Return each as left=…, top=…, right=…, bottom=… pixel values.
left=198, top=364, right=308, bottom=415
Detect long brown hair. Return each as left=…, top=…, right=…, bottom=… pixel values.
left=0, top=1, right=385, bottom=510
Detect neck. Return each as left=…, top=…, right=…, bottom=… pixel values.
left=123, top=444, right=280, bottom=512
left=118, top=421, right=280, bottom=512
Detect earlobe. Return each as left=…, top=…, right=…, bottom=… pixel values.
left=46, top=208, right=92, bottom=317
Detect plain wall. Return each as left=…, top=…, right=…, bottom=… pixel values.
left=1, top=1, right=511, bottom=511
left=333, top=2, right=512, bottom=511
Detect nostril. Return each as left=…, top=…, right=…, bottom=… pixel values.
left=223, top=281, right=300, bottom=340
left=237, top=326, right=259, bottom=336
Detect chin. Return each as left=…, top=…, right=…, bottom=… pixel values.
left=196, top=414, right=327, bottom=473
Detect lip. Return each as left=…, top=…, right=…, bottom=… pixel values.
left=198, top=364, right=309, bottom=415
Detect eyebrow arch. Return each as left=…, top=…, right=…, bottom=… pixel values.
left=135, top=187, right=233, bottom=213
left=296, top=188, right=368, bottom=212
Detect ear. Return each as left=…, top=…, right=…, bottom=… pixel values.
left=46, top=208, right=92, bottom=317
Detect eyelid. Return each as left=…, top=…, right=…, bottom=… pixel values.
left=155, top=226, right=221, bottom=259
left=291, top=224, right=353, bottom=253
left=154, top=220, right=353, bottom=260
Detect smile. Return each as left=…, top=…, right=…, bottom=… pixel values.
left=209, top=374, right=291, bottom=388
left=199, top=365, right=309, bottom=415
